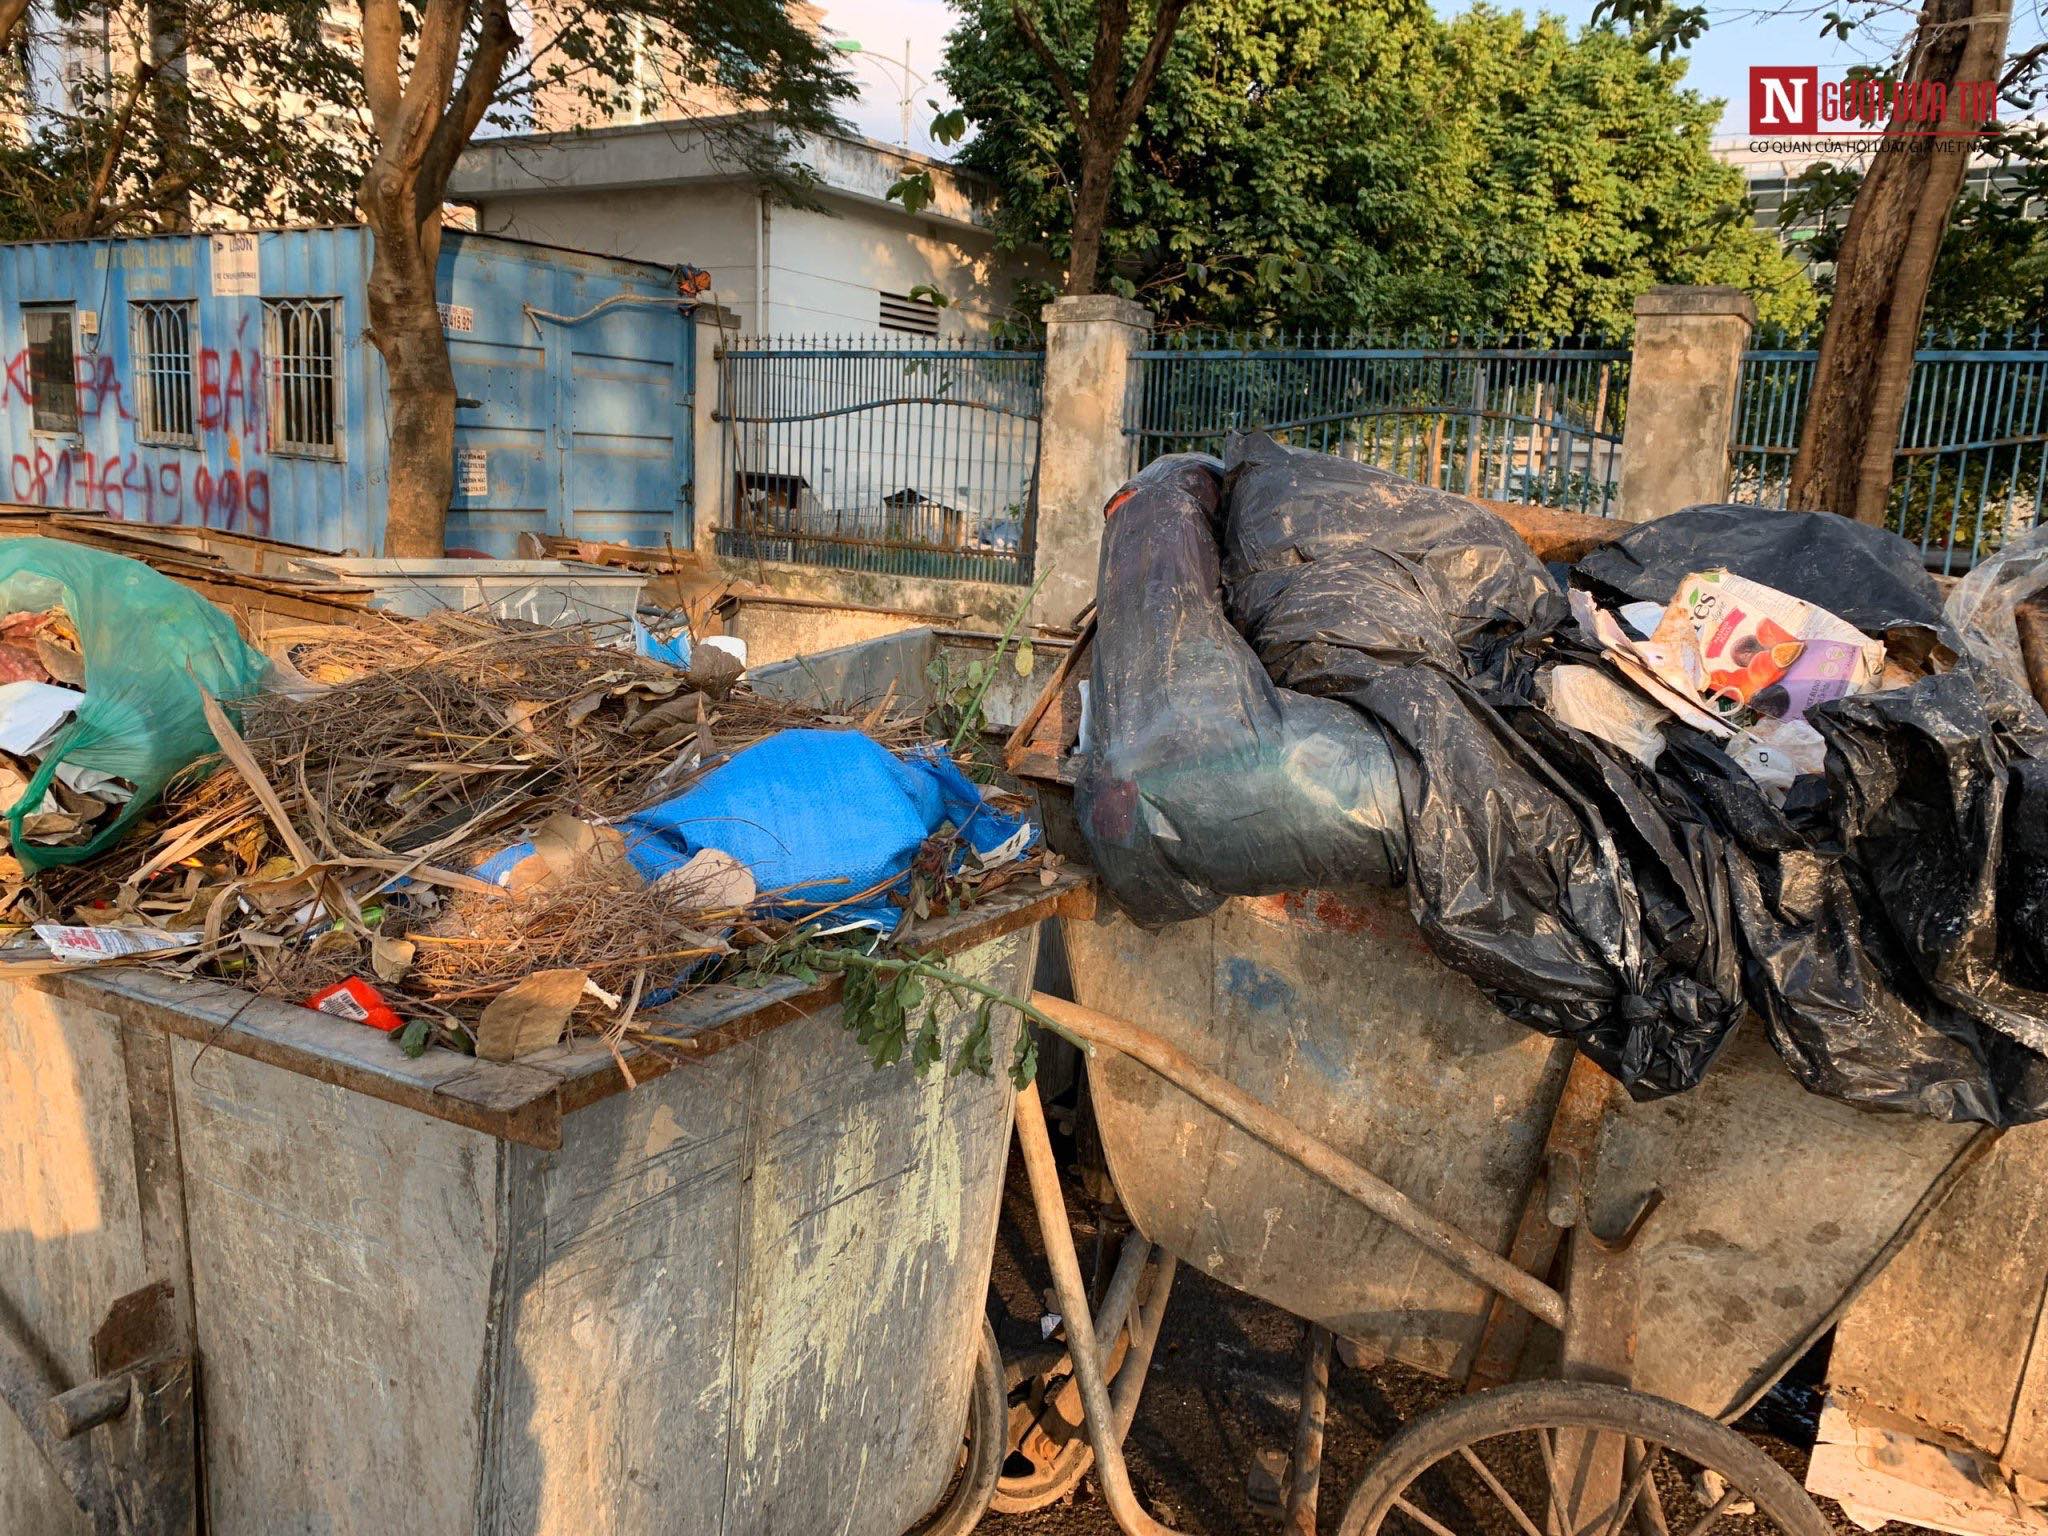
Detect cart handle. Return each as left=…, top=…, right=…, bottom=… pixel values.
left=1029, top=992, right=1569, bottom=1333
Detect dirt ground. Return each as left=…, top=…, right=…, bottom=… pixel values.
left=980, top=1161, right=1883, bottom=1536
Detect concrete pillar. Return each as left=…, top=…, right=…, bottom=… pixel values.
left=1616, top=286, right=1755, bottom=523
left=1031, top=294, right=1152, bottom=628
left=689, top=303, right=739, bottom=553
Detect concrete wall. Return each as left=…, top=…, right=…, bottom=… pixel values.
left=1031, top=295, right=1151, bottom=627
left=727, top=596, right=956, bottom=668
left=1616, top=286, right=1754, bottom=523
left=722, top=555, right=1028, bottom=630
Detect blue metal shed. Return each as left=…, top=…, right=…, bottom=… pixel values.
left=0, top=226, right=696, bottom=555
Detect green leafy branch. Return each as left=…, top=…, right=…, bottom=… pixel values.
left=955, top=562, right=1053, bottom=749
left=885, top=102, right=969, bottom=215
left=757, top=940, right=1087, bottom=1088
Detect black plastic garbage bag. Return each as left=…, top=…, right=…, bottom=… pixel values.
left=1224, top=432, right=1566, bottom=693
left=1357, top=665, right=1746, bottom=1094
left=1213, top=437, right=1746, bottom=1097
left=1077, top=441, right=2048, bottom=1124
left=1656, top=724, right=2029, bottom=1123
left=2002, top=761, right=2048, bottom=991
left=1076, top=454, right=1407, bottom=926
left=1951, top=527, right=2048, bottom=988
left=1577, top=509, right=2048, bottom=1123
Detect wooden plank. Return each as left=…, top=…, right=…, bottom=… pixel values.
left=1475, top=499, right=1622, bottom=564
left=1808, top=1397, right=2048, bottom=1536
left=1002, top=616, right=1092, bottom=786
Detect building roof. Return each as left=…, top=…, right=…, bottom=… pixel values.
left=449, top=113, right=1000, bottom=237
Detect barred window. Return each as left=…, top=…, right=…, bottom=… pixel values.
left=131, top=300, right=197, bottom=445
left=23, top=306, right=78, bottom=435
left=263, top=297, right=342, bottom=458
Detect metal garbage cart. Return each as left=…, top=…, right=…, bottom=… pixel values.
left=999, top=620, right=2013, bottom=1536
left=0, top=877, right=1085, bottom=1536
left=0, top=613, right=1089, bottom=1536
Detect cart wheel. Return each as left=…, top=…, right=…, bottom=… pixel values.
left=908, top=1318, right=1006, bottom=1536
left=990, top=1327, right=1133, bottom=1513
left=1337, top=1380, right=1832, bottom=1536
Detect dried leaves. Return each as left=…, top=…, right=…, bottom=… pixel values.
left=8, top=609, right=941, bottom=1068
left=475, top=968, right=587, bottom=1062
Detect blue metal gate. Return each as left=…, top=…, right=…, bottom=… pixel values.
left=1124, top=332, right=1631, bottom=516
left=715, top=336, right=1042, bottom=585
left=1729, top=329, right=2048, bottom=571
left=0, top=227, right=695, bottom=556
left=448, top=238, right=694, bottom=555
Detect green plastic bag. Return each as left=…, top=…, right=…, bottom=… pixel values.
left=0, top=538, right=272, bottom=870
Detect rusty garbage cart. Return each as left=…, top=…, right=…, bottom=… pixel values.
left=998, top=623, right=2008, bottom=1536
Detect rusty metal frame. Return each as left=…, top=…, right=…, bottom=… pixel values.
left=0, top=1281, right=197, bottom=1536
left=1014, top=990, right=1577, bottom=1536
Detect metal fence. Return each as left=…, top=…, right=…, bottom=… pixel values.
left=1729, top=330, right=2048, bottom=571
left=715, top=336, right=1044, bottom=585
left=1124, top=333, right=1631, bottom=516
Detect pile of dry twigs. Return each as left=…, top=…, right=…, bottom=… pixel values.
left=7, top=610, right=942, bottom=1057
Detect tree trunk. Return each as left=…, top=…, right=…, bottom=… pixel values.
left=1788, top=0, right=2011, bottom=524
left=362, top=170, right=453, bottom=557
left=1065, top=146, right=1114, bottom=296
left=147, top=0, right=191, bottom=230
left=0, top=0, right=30, bottom=57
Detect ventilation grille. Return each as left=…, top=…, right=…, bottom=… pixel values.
left=878, top=290, right=941, bottom=337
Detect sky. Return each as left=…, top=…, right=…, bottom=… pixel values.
left=812, top=0, right=2046, bottom=150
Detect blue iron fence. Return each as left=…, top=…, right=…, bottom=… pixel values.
left=1729, top=330, right=2048, bottom=570
left=714, top=336, right=1043, bottom=585
left=1124, top=332, right=1631, bottom=516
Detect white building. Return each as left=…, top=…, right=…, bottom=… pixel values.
left=448, top=115, right=1045, bottom=338
left=1712, top=129, right=2046, bottom=251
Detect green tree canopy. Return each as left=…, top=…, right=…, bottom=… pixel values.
left=0, top=0, right=366, bottom=239
left=942, top=0, right=1816, bottom=335
left=1779, top=127, right=2048, bottom=338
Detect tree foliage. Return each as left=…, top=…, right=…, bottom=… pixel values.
left=0, top=0, right=364, bottom=238
left=1780, top=124, right=2048, bottom=337
left=941, top=0, right=1815, bottom=336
